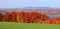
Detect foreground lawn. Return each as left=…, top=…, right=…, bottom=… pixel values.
left=0, top=22, right=60, bottom=29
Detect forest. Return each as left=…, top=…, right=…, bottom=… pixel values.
left=0, top=12, right=60, bottom=24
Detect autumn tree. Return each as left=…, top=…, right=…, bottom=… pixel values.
left=41, top=14, right=49, bottom=24
left=0, top=13, right=4, bottom=22
left=2, top=12, right=10, bottom=22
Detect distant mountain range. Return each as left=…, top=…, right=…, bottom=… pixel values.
left=0, top=7, right=60, bottom=18
left=0, top=7, right=60, bottom=14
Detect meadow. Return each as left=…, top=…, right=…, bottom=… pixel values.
left=0, top=22, right=60, bottom=29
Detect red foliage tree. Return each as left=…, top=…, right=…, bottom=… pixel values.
left=11, top=12, right=17, bottom=22
left=2, top=12, right=10, bottom=22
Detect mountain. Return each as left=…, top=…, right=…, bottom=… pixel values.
left=0, top=7, right=60, bottom=14
left=0, top=7, right=60, bottom=18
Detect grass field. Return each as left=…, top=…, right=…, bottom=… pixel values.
left=0, top=22, right=60, bottom=29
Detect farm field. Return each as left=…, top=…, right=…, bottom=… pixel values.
left=0, top=22, right=60, bottom=29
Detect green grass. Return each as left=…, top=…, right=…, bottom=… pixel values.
left=0, top=22, right=60, bottom=29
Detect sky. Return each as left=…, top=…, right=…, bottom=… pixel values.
left=0, top=0, right=60, bottom=8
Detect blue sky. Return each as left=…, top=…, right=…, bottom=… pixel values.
left=0, top=0, right=60, bottom=8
